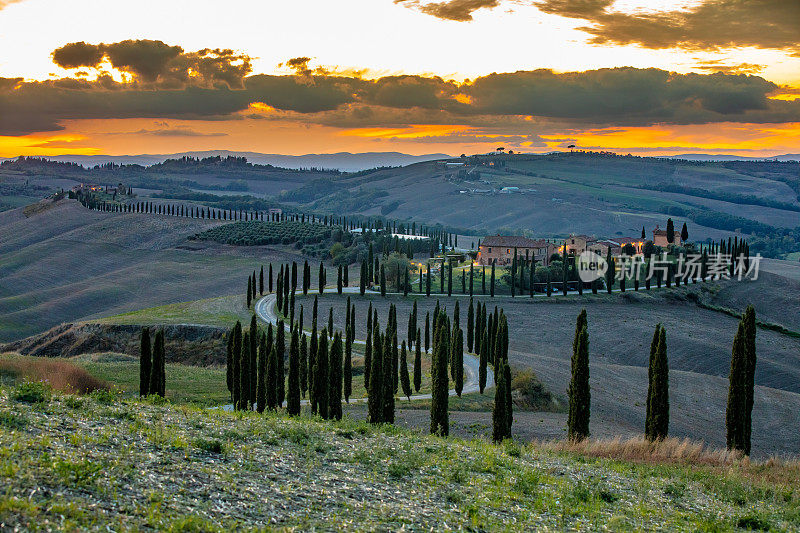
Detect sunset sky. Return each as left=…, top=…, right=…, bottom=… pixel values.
left=1, top=0, right=798, bottom=158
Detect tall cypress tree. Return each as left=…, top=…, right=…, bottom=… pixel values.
left=240, top=331, right=250, bottom=410
left=300, top=333, right=308, bottom=398
left=490, top=261, right=496, bottom=297
left=337, top=265, right=343, bottom=294
left=726, top=321, right=748, bottom=453
left=380, top=264, right=386, bottom=296
left=469, top=264, right=474, bottom=297
left=383, top=319, right=396, bottom=423
left=257, top=331, right=268, bottom=413
left=425, top=312, right=430, bottom=353
left=287, top=329, right=301, bottom=415
left=315, top=329, right=330, bottom=419
left=276, top=322, right=285, bottom=407
left=430, top=319, right=450, bottom=436
left=319, top=262, right=325, bottom=294
left=467, top=298, right=474, bottom=353
left=493, top=359, right=510, bottom=442
left=232, top=321, right=242, bottom=408
left=568, top=311, right=590, bottom=441
left=479, top=325, right=488, bottom=394
left=368, top=323, right=384, bottom=424
left=648, top=327, right=669, bottom=441
left=742, top=306, right=757, bottom=456
left=414, top=329, right=422, bottom=392
left=400, top=340, right=412, bottom=400
left=329, top=332, right=343, bottom=420
left=645, top=324, right=661, bottom=439
left=266, top=342, right=277, bottom=410
left=247, top=276, right=252, bottom=308
left=454, top=328, right=464, bottom=397
left=139, top=327, right=151, bottom=397
left=344, top=319, right=353, bottom=403
left=360, top=260, right=367, bottom=295
left=249, top=315, right=258, bottom=408
left=259, top=265, right=264, bottom=295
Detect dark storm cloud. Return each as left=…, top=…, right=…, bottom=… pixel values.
left=51, top=40, right=252, bottom=88
left=535, top=0, right=800, bottom=55
left=2, top=44, right=800, bottom=137
left=464, top=68, right=791, bottom=125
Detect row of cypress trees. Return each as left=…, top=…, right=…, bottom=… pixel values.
left=566, top=306, right=758, bottom=455
left=138, top=327, right=165, bottom=397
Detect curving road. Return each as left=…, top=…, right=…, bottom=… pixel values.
left=251, top=288, right=494, bottom=406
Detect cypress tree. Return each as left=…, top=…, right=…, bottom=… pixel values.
left=300, top=333, right=308, bottom=398
left=425, top=312, right=430, bottom=353
left=337, top=265, right=343, bottom=294
left=645, top=324, right=661, bottom=439
left=426, top=265, right=431, bottom=296
left=309, top=319, right=318, bottom=412
left=380, top=264, right=386, bottom=296
left=726, top=321, right=748, bottom=453
left=490, top=261, right=496, bottom=297
left=276, top=268, right=283, bottom=311
left=232, top=322, right=242, bottom=407
left=648, top=327, right=669, bottom=441
left=266, top=342, right=277, bottom=410
left=479, top=326, right=488, bottom=394
left=368, top=323, right=384, bottom=424
left=269, top=263, right=273, bottom=293
left=315, top=329, right=330, bottom=419
left=365, top=305, right=373, bottom=389
left=328, top=307, right=334, bottom=339
left=454, top=328, right=464, bottom=397
left=257, top=332, right=268, bottom=413
left=467, top=298, right=474, bottom=353
left=666, top=218, right=675, bottom=244
left=567, top=319, right=590, bottom=442
left=414, top=329, right=422, bottom=392
left=249, top=314, right=258, bottom=408
left=408, top=301, right=417, bottom=350
left=400, top=340, right=412, bottom=400
left=329, top=332, right=343, bottom=420
left=605, top=248, right=614, bottom=294
left=493, top=359, right=510, bottom=442
left=287, top=329, right=301, bottom=415
left=504, top=359, right=513, bottom=436
left=447, top=260, right=453, bottom=296
left=247, top=276, right=252, bottom=308
left=404, top=266, right=410, bottom=296
left=742, top=306, right=757, bottom=456
left=319, top=262, right=325, bottom=294
left=430, top=319, right=450, bottom=436
left=240, top=331, right=250, bottom=410
left=469, top=264, right=474, bottom=296
left=360, top=260, right=367, bottom=295
left=344, top=264, right=349, bottom=287
left=139, top=327, right=151, bottom=397
left=276, top=322, right=285, bottom=407
left=344, top=322, right=353, bottom=403
left=259, top=265, right=264, bottom=295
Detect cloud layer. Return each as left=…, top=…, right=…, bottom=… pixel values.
left=397, top=0, right=800, bottom=55
left=1, top=40, right=799, bottom=137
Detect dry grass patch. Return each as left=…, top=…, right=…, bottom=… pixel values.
left=0, top=353, right=108, bottom=394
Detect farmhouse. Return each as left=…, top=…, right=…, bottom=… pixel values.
left=477, top=235, right=557, bottom=266
left=653, top=225, right=682, bottom=247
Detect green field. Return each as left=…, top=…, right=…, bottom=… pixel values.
left=194, top=220, right=332, bottom=246
left=95, top=295, right=253, bottom=329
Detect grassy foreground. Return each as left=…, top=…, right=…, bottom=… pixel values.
left=1, top=385, right=799, bottom=531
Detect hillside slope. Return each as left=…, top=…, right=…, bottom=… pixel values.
left=0, top=199, right=308, bottom=342
left=1, top=387, right=798, bottom=531
left=282, top=153, right=800, bottom=241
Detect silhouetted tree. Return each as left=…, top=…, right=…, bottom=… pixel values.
left=139, top=327, right=151, bottom=397
left=568, top=311, right=590, bottom=441
left=329, top=332, right=343, bottom=420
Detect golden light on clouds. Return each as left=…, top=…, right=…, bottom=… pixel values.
left=339, top=125, right=474, bottom=139
left=0, top=134, right=94, bottom=156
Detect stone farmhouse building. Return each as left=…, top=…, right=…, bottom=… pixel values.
left=652, top=225, right=682, bottom=247
left=477, top=235, right=558, bottom=266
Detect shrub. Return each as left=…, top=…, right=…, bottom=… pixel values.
left=11, top=381, right=51, bottom=403
left=511, top=369, right=553, bottom=410
left=90, top=388, right=117, bottom=405
left=193, top=438, right=224, bottom=454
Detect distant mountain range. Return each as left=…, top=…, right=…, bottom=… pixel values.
left=0, top=151, right=452, bottom=172
left=665, top=153, right=800, bottom=162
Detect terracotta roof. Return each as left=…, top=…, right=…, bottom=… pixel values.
left=481, top=235, right=550, bottom=248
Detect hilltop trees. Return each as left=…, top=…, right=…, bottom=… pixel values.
left=568, top=310, right=590, bottom=441
left=139, top=327, right=151, bottom=396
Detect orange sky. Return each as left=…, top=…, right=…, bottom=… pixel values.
left=1, top=0, right=798, bottom=158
